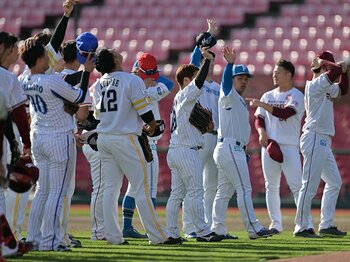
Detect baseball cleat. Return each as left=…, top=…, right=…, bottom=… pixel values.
left=122, top=228, right=147, bottom=239
left=249, top=228, right=273, bottom=240
left=54, top=245, right=72, bottom=252
left=293, top=228, right=322, bottom=238
left=222, top=233, right=239, bottom=240
left=196, top=232, right=225, bottom=242
left=269, top=228, right=281, bottom=235
left=162, top=237, right=184, bottom=245
left=184, top=232, right=197, bottom=239
left=318, top=226, right=347, bottom=238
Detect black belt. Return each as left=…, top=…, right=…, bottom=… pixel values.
left=208, top=130, right=218, bottom=135
left=218, top=137, right=246, bottom=150
left=190, top=146, right=203, bottom=151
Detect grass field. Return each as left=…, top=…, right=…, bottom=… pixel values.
left=9, top=205, right=350, bottom=262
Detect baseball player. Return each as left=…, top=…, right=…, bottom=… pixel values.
left=0, top=33, right=31, bottom=242
left=294, top=51, right=348, bottom=238
left=57, top=39, right=94, bottom=248
left=211, top=46, right=272, bottom=239
left=80, top=79, right=105, bottom=241
left=182, top=19, right=221, bottom=239
left=166, top=47, right=224, bottom=242
left=247, top=59, right=305, bottom=234
left=121, top=53, right=173, bottom=239
left=0, top=32, right=30, bottom=217
left=19, top=42, right=94, bottom=251
left=93, top=48, right=182, bottom=245
left=5, top=0, right=78, bottom=242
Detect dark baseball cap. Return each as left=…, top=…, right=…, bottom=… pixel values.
left=137, top=53, right=160, bottom=80
left=195, top=32, right=217, bottom=49
left=76, top=32, right=98, bottom=64
left=232, top=64, right=253, bottom=78
left=317, top=50, right=335, bottom=63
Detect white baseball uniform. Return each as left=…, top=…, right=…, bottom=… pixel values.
left=82, top=80, right=105, bottom=240
left=295, top=73, right=342, bottom=233
left=166, top=79, right=211, bottom=238
left=212, top=66, right=265, bottom=236
left=125, top=82, right=170, bottom=199
left=0, top=68, right=27, bottom=217
left=254, top=87, right=305, bottom=232
left=57, top=68, right=90, bottom=245
left=93, top=71, right=168, bottom=245
left=20, top=72, right=83, bottom=251
left=6, top=41, right=63, bottom=241
left=182, top=80, right=220, bottom=235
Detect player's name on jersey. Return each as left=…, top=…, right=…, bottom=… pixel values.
left=100, top=78, right=119, bottom=89
left=22, top=83, right=43, bottom=93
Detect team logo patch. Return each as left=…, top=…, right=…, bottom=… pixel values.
left=234, top=145, right=241, bottom=151
left=320, top=139, right=327, bottom=146
left=157, top=86, right=162, bottom=96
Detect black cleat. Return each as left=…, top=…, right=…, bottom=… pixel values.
left=196, top=232, right=225, bottom=242
left=162, top=237, right=184, bottom=245
left=294, top=228, right=322, bottom=238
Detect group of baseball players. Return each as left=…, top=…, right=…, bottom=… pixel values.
left=0, top=0, right=349, bottom=258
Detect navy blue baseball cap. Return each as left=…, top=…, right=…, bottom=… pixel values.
left=76, top=32, right=98, bottom=64
left=232, top=64, right=253, bottom=78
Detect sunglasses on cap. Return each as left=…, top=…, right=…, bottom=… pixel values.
left=139, top=68, right=159, bottom=75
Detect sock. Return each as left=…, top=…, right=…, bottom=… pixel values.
left=122, top=196, right=135, bottom=230
left=151, top=198, right=156, bottom=209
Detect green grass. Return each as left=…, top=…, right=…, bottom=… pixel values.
left=9, top=206, right=350, bottom=261
left=9, top=232, right=350, bottom=262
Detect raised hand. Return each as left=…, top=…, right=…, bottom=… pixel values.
left=222, top=45, right=236, bottom=64
left=63, top=0, right=78, bottom=17
left=83, top=53, right=95, bottom=73
left=200, top=46, right=214, bottom=61
left=207, top=19, right=218, bottom=35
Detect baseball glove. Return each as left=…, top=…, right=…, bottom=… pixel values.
left=189, top=102, right=214, bottom=134
left=145, top=120, right=165, bottom=137
left=63, top=100, right=79, bottom=116
left=138, top=131, right=153, bottom=163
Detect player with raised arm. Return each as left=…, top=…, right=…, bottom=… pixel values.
left=211, top=46, right=273, bottom=239
left=294, top=51, right=348, bottom=238
left=166, top=47, right=224, bottom=242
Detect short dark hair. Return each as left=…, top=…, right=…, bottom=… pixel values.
left=0, top=31, right=12, bottom=49
left=175, top=64, right=199, bottom=88
left=95, top=48, right=115, bottom=74
left=61, top=40, right=77, bottom=63
left=33, top=32, right=52, bottom=46
left=9, top=34, right=19, bottom=46
left=276, top=59, right=295, bottom=77
left=20, top=42, right=46, bottom=68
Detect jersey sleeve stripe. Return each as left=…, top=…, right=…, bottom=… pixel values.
left=132, top=97, right=147, bottom=106
left=135, top=103, right=148, bottom=111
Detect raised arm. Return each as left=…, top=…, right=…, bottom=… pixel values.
left=221, top=46, right=236, bottom=96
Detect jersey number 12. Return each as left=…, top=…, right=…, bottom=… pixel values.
left=100, top=89, right=118, bottom=112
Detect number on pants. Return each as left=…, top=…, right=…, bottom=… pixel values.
left=100, top=89, right=118, bottom=112
left=27, top=94, right=47, bottom=114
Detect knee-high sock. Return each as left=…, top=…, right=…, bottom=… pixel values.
left=122, top=196, right=135, bottom=230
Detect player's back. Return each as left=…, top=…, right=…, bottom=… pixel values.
left=20, top=73, right=76, bottom=134
left=95, top=71, right=148, bottom=136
